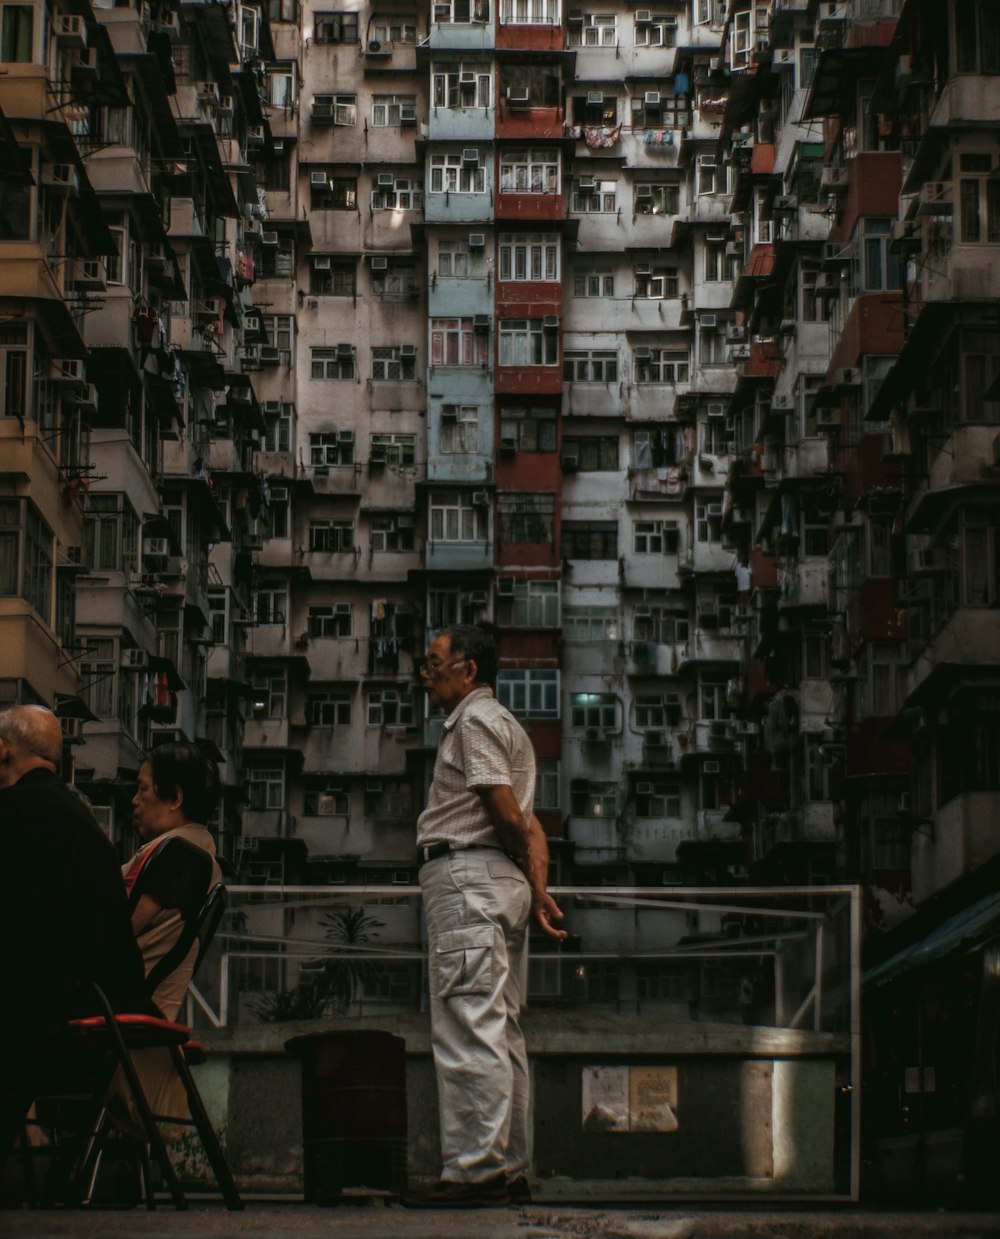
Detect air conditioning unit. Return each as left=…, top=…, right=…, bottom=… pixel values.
left=337, top=430, right=355, bottom=444
left=262, top=400, right=282, bottom=415
left=587, top=91, right=604, bottom=105
left=122, top=648, right=148, bottom=668
left=832, top=366, right=860, bottom=388
left=261, top=231, right=278, bottom=246
left=400, top=344, right=417, bottom=358
left=217, top=95, right=234, bottom=116
left=644, top=91, right=661, bottom=106
left=707, top=503, right=723, bottom=517
left=441, top=405, right=458, bottom=420
left=460, top=71, right=476, bottom=85
left=635, top=346, right=653, bottom=361
left=473, top=313, right=490, bottom=331
left=703, top=760, right=721, bottom=774
left=917, top=180, right=952, bottom=216
left=636, top=185, right=653, bottom=199
left=471, top=490, right=489, bottom=507
left=313, top=255, right=331, bottom=269
left=144, top=537, right=169, bottom=559
left=635, top=10, right=653, bottom=23
left=42, top=164, right=80, bottom=195
left=468, top=232, right=485, bottom=248
left=60, top=716, right=83, bottom=743
left=400, top=105, right=417, bottom=124
left=69, top=383, right=98, bottom=412
left=897, top=792, right=913, bottom=814
left=471, top=591, right=488, bottom=606
left=542, top=314, right=559, bottom=329
left=561, top=452, right=579, bottom=471
left=247, top=125, right=265, bottom=147
left=500, top=436, right=518, bottom=453
left=506, top=86, right=530, bottom=105
left=567, top=9, right=583, bottom=23
left=259, top=346, right=281, bottom=365
left=57, top=14, right=88, bottom=47
left=634, top=604, right=652, bottom=618
left=370, top=256, right=389, bottom=270
left=377, top=172, right=395, bottom=187
left=636, top=781, right=653, bottom=796
left=577, top=176, right=596, bottom=192
left=707, top=402, right=725, bottom=418
left=337, top=343, right=355, bottom=357
left=462, top=147, right=479, bottom=164
left=701, top=313, right=717, bottom=327
left=366, top=38, right=388, bottom=54
left=311, top=171, right=329, bottom=187
left=497, top=578, right=515, bottom=596
left=772, top=194, right=796, bottom=212
left=198, top=81, right=219, bottom=103
left=635, top=264, right=652, bottom=277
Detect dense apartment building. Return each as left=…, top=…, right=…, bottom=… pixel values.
left=1, top=0, right=998, bottom=1198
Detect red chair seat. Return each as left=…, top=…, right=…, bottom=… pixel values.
left=64, top=1013, right=191, bottom=1049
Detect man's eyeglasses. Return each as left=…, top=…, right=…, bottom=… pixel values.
left=420, top=657, right=467, bottom=678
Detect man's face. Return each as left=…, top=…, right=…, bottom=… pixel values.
left=420, top=633, right=474, bottom=713
left=131, top=760, right=178, bottom=843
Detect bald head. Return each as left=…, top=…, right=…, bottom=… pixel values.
left=0, top=706, right=63, bottom=789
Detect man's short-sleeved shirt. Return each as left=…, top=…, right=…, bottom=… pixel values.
left=416, top=686, right=535, bottom=849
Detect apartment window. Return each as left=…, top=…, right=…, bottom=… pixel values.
left=434, top=0, right=489, bottom=22
left=534, top=759, right=560, bottom=811
left=858, top=217, right=901, bottom=291
left=0, top=499, right=51, bottom=620
left=563, top=350, right=618, bottom=382
left=372, top=261, right=417, bottom=299
left=634, top=780, right=681, bottom=818
left=303, top=786, right=348, bottom=816
left=634, top=184, right=679, bottom=216
left=497, top=493, right=555, bottom=543
left=499, top=319, right=558, bottom=366
left=567, top=13, right=616, bottom=46
left=430, top=317, right=488, bottom=366
left=500, top=0, right=555, bottom=24
left=309, top=432, right=355, bottom=466
left=800, top=262, right=828, bottom=322
left=700, top=325, right=727, bottom=365
left=634, top=265, right=679, bottom=298
left=371, top=514, right=415, bottom=552
left=313, top=93, right=357, bottom=125
left=438, top=238, right=484, bottom=278
left=562, top=520, right=617, bottom=558
left=635, top=693, right=682, bottom=729
left=694, top=500, right=722, bottom=543
left=499, top=405, right=557, bottom=451
left=499, top=233, right=559, bottom=281
left=959, top=153, right=1000, bottom=243
left=0, top=4, right=32, bottom=61
left=365, top=778, right=414, bottom=817
left=562, top=605, right=616, bottom=640
left=79, top=638, right=115, bottom=719
left=697, top=154, right=725, bottom=196
left=84, top=495, right=139, bottom=574
left=497, top=579, right=559, bottom=627
left=367, top=687, right=415, bottom=727
left=259, top=237, right=294, bottom=279
left=268, top=487, right=290, bottom=537
left=372, top=94, right=416, bottom=126
left=309, top=520, right=355, bottom=552
left=432, top=65, right=492, bottom=108
left=696, top=0, right=725, bottom=24
left=497, top=669, right=560, bottom=718
left=574, top=268, right=614, bottom=297
left=261, top=316, right=293, bottom=367
left=306, top=688, right=353, bottom=724
left=572, top=179, right=617, bottom=212
left=571, top=782, right=617, bottom=817
left=698, top=679, right=728, bottom=721
left=573, top=92, right=618, bottom=126
left=429, top=491, right=488, bottom=541
left=267, top=66, right=295, bottom=108
left=246, top=763, right=285, bottom=809
left=371, top=178, right=423, bottom=210
left=308, top=603, right=353, bottom=636
left=704, top=240, right=736, bottom=282
left=634, top=519, right=679, bottom=554
left=634, top=349, right=689, bottom=384
left=562, top=435, right=617, bottom=470
left=570, top=692, right=618, bottom=729
left=208, top=589, right=228, bottom=646
left=314, top=11, right=357, bottom=41
left=372, top=347, right=417, bottom=381
left=370, top=433, right=416, bottom=464
left=633, top=13, right=677, bottom=46
left=955, top=1, right=1000, bottom=73
left=250, top=670, right=287, bottom=719
left=440, top=404, right=480, bottom=452
left=311, top=258, right=356, bottom=296
left=499, top=148, right=559, bottom=194
left=253, top=582, right=287, bottom=624
left=701, top=417, right=729, bottom=454
left=962, top=329, right=1000, bottom=422
left=309, top=172, right=357, bottom=212
left=311, top=347, right=355, bottom=379
left=633, top=606, right=687, bottom=643
left=371, top=15, right=417, bottom=43
left=429, top=153, right=486, bottom=194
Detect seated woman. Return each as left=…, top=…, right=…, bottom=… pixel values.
left=118, top=743, right=223, bottom=1139
left=125, top=742, right=223, bottom=1021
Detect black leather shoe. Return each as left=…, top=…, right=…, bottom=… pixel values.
left=400, top=1174, right=510, bottom=1208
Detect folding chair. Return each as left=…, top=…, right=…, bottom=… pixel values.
left=24, top=875, right=243, bottom=1211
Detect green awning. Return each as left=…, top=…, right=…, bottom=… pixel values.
left=863, top=890, right=1000, bottom=990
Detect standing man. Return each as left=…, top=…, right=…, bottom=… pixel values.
left=0, top=705, right=149, bottom=1160
left=403, top=625, right=566, bottom=1209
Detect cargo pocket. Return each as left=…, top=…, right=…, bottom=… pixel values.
left=433, top=925, right=495, bottom=999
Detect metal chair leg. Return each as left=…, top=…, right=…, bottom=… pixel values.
left=169, top=1045, right=244, bottom=1211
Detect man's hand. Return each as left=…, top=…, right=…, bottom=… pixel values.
left=533, top=890, right=568, bottom=942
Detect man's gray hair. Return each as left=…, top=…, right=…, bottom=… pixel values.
left=0, top=705, right=63, bottom=766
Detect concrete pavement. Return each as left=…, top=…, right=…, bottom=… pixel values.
left=1, top=1203, right=998, bottom=1239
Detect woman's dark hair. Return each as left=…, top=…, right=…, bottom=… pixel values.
left=445, top=624, right=498, bottom=687
left=145, top=741, right=221, bottom=824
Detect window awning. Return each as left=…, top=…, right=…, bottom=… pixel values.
left=863, top=889, right=1000, bottom=991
